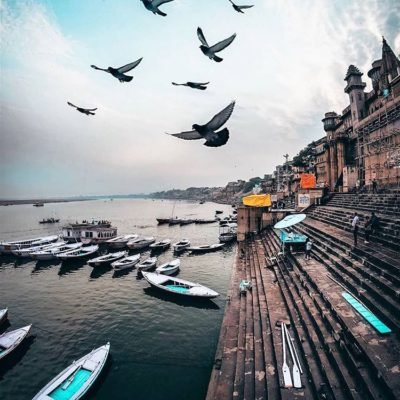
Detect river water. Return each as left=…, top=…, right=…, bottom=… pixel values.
left=0, top=199, right=235, bottom=400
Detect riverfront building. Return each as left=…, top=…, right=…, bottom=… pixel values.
left=316, top=37, right=400, bottom=192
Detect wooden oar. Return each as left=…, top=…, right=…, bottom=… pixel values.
left=281, top=322, right=293, bottom=388
left=287, top=328, right=303, bottom=374
left=284, top=323, right=301, bottom=388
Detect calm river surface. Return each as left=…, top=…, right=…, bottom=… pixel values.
left=0, top=199, right=235, bottom=400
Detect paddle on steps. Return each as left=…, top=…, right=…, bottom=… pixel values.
left=284, top=323, right=302, bottom=388
left=281, top=322, right=293, bottom=388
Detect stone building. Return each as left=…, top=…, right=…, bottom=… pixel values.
left=318, top=37, right=400, bottom=191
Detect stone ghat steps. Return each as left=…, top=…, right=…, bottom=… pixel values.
left=318, top=206, right=400, bottom=231
left=294, top=220, right=400, bottom=331
left=262, top=228, right=400, bottom=400
left=306, top=208, right=400, bottom=252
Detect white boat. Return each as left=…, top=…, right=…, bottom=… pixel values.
left=61, top=220, right=112, bottom=243
left=149, top=239, right=171, bottom=252
left=173, top=239, right=191, bottom=252
left=88, top=251, right=127, bottom=267
left=31, top=243, right=83, bottom=261
left=106, top=234, right=138, bottom=249
left=57, top=245, right=99, bottom=261
left=0, top=308, right=8, bottom=325
left=12, top=241, right=65, bottom=258
left=112, top=254, right=141, bottom=271
left=126, top=236, right=155, bottom=250
left=0, top=325, right=32, bottom=361
left=155, top=259, right=180, bottom=276
left=187, top=244, right=224, bottom=253
left=218, top=223, right=237, bottom=243
left=137, top=257, right=158, bottom=271
left=0, top=235, right=59, bottom=254
left=32, top=343, right=110, bottom=400
left=142, top=272, right=219, bottom=299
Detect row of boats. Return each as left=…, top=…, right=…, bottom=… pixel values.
left=0, top=309, right=109, bottom=399
left=156, top=217, right=217, bottom=225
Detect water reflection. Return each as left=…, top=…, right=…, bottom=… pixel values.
left=58, top=260, right=87, bottom=277
left=143, top=287, right=220, bottom=310
left=89, top=266, right=112, bottom=280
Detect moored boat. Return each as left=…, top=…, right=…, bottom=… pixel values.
left=168, top=218, right=182, bottom=225
left=112, top=254, right=141, bottom=271
left=31, top=243, right=83, bottom=261
left=88, top=251, right=127, bottom=267
left=156, top=218, right=170, bottom=225
left=187, top=244, right=224, bottom=254
left=127, top=236, right=155, bottom=250
left=0, top=308, right=8, bottom=325
left=106, top=234, right=138, bottom=249
left=39, top=218, right=60, bottom=224
left=32, top=343, right=110, bottom=400
left=215, top=210, right=223, bottom=214
left=12, top=240, right=65, bottom=258
left=179, top=219, right=194, bottom=225
left=0, top=325, right=32, bottom=361
left=218, top=223, right=237, bottom=243
left=194, top=218, right=218, bottom=224
left=142, top=272, right=219, bottom=298
left=149, top=239, right=171, bottom=252
left=137, top=257, right=158, bottom=271
left=173, top=239, right=191, bottom=252
left=155, top=259, right=180, bottom=275
left=0, top=235, right=59, bottom=254
left=57, top=245, right=99, bottom=261
left=81, top=225, right=118, bottom=245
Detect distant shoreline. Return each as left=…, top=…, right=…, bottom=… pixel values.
left=0, top=198, right=94, bottom=206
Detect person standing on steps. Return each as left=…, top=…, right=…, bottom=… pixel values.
left=372, top=178, right=377, bottom=194
left=305, top=238, right=312, bottom=260
left=352, top=212, right=360, bottom=247
left=364, top=216, right=372, bottom=244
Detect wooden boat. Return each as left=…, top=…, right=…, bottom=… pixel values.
left=0, top=308, right=8, bottom=325
left=57, top=245, right=99, bottom=261
left=137, top=257, right=157, bottom=271
left=32, top=343, right=110, bottom=400
left=31, top=243, right=83, bottom=261
left=215, top=210, right=223, bottom=214
left=112, top=254, right=140, bottom=271
left=0, top=325, right=32, bottom=361
left=168, top=218, right=182, bottom=225
left=142, top=272, right=219, bottom=299
left=219, top=223, right=237, bottom=243
left=156, top=218, right=170, bottom=225
left=149, top=239, right=171, bottom=252
left=187, top=244, right=224, bottom=253
left=179, top=219, right=194, bottom=225
left=106, top=234, right=138, bottom=249
left=194, top=218, right=218, bottom=224
left=39, top=218, right=60, bottom=224
left=173, top=239, right=191, bottom=252
left=155, top=259, right=180, bottom=275
left=88, top=251, right=127, bottom=267
left=127, top=236, right=155, bottom=250
left=12, top=241, right=65, bottom=258
left=0, top=235, right=59, bottom=254
left=33, top=203, right=44, bottom=207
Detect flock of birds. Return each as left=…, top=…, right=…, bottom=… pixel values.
left=68, top=0, right=254, bottom=147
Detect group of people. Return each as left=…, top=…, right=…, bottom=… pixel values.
left=351, top=211, right=380, bottom=246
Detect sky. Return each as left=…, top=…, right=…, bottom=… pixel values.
left=0, top=0, right=399, bottom=198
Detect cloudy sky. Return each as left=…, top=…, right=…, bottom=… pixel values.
left=1, top=0, right=399, bottom=198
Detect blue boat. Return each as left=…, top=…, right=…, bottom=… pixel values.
left=33, top=343, right=110, bottom=400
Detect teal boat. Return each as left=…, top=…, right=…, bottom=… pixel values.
left=33, top=343, right=110, bottom=400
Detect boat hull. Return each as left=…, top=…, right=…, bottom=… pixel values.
left=0, top=325, right=31, bottom=361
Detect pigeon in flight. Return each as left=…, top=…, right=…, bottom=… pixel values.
left=67, top=102, right=97, bottom=115
left=167, top=101, right=235, bottom=147
left=90, top=58, right=143, bottom=82
left=141, top=0, right=174, bottom=16
left=197, top=27, right=236, bottom=62
left=172, top=82, right=210, bottom=90
left=228, top=0, right=254, bottom=13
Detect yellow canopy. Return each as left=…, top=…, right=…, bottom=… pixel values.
left=242, top=194, right=272, bottom=207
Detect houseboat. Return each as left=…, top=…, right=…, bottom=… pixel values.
left=61, top=220, right=115, bottom=243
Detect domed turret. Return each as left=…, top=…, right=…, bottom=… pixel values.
left=344, top=64, right=366, bottom=122
left=322, top=112, right=338, bottom=132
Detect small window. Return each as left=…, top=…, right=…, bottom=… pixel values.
left=358, top=93, right=362, bottom=101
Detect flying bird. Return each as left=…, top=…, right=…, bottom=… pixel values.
left=90, top=58, right=143, bottom=82
left=197, top=27, right=236, bottom=62
left=228, top=0, right=254, bottom=13
left=172, top=82, right=210, bottom=90
left=167, top=101, right=235, bottom=147
left=67, top=102, right=97, bottom=115
left=141, top=0, right=174, bottom=16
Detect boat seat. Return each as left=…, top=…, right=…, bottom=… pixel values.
left=82, top=359, right=97, bottom=372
